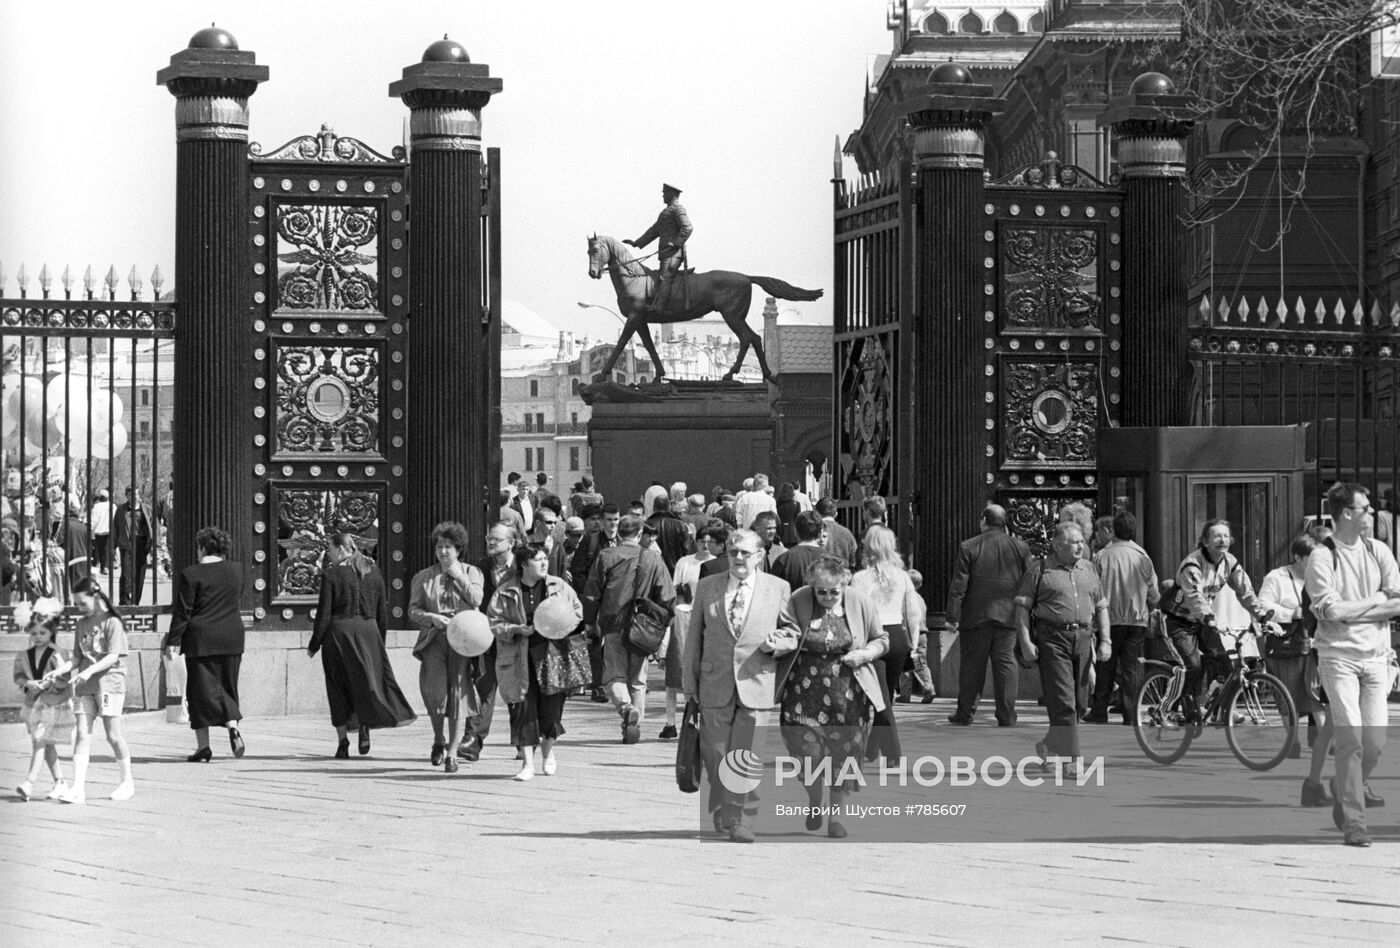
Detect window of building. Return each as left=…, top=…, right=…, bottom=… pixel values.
left=958, top=12, right=982, bottom=33
left=529, top=379, right=539, bottom=397
left=569, top=447, right=580, bottom=471
left=140, top=421, right=150, bottom=437
left=571, top=378, right=581, bottom=395
left=639, top=375, right=648, bottom=384
left=571, top=412, right=578, bottom=425
left=922, top=12, right=949, bottom=33
left=524, top=449, right=532, bottom=471
left=141, top=389, right=150, bottom=407
left=993, top=12, right=1018, bottom=34
left=525, top=414, right=533, bottom=433
left=615, top=373, right=625, bottom=383
left=536, top=412, right=545, bottom=431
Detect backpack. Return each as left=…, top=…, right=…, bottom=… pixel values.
left=1299, top=536, right=1381, bottom=639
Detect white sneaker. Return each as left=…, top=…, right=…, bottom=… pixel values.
left=16, top=781, right=33, bottom=801
left=513, top=763, right=535, bottom=782
left=109, top=782, right=135, bottom=801
left=542, top=754, right=557, bottom=776
left=55, top=787, right=86, bottom=805
left=46, top=781, right=68, bottom=801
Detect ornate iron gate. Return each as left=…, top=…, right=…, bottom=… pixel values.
left=246, top=127, right=413, bottom=625
left=982, top=155, right=1125, bottom=554
left=832, top=161, right=912, bottom=540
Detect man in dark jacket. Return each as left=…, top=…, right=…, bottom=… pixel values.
left=946, top=504, right=1030, bottom=726
left=646, top=495, right=692, bottom=573
left=113, top=487, right=153, bottom=605
left=582, top=514, right=674, bottom=743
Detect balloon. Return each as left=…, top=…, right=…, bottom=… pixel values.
left=0, top=374, right=19, bottom=437
left=533, top=596, right=580, bottom=640
left=445, top=610, right=494, bottom=657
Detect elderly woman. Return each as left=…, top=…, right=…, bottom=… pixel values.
left=409, top=521, right=485, bottom=773
left=486, top=543, right=583, bottom=780
left=1258, top=532, right=1333, bottom=805
left=164, top=526, right=246, bottom=762
left=776, top=555, right=887, bottom=838
left=309, top=533, right=416, bottom=758
left=849, top=526, right=921, bottom=760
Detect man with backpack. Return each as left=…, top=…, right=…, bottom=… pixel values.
left=1305, top=482, right=1400, bottom=848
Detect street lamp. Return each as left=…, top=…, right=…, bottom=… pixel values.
left=576, top=301, right=626, bottom=324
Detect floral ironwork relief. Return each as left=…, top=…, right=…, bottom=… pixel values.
left=276, top=204, right=380, bottom=311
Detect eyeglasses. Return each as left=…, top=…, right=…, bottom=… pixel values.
left=1350, top=504, right=1373, bottom=515
left=729, top=548, right=761, bottom=559
left=813, top=587, right=841, bottom=596
left=486, top=535, right=512, bottom=546
left=539, top=519, right=558, bottom=527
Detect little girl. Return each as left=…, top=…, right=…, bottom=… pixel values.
left=12, top=601, right=71, bottom=801
left=51, top=577, right=135, bottom=803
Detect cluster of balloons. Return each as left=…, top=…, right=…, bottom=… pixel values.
left=1, top=373, right=129, bottom=460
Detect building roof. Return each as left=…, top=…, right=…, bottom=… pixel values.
left=500, top=299, right=556, bottom=341
left=773, top=325, right=832, bottom=374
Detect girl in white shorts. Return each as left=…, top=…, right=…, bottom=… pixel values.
left=52, top=578, right=135, bottom=804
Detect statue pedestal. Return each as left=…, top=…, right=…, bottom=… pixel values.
left=581, top=381, right=772, bottom=506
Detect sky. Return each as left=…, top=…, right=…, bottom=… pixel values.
left=0, top=0, right=894, bottom=342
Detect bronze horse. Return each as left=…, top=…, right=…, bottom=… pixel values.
left=585, top=234, right=822, bottom=383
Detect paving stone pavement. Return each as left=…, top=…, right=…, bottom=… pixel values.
left=3, top=684, right=1398, bottom=947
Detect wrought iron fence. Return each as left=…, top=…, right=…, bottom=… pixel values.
left=1190, top=291, right=1400, bottom=555
left=0, top=262, right=175, bottom=632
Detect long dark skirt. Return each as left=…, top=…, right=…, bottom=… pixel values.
left=508, top=654, right=566, bottom=748
left=321, top=617, right=417, bottom=729
left=187, top=654, right=243, bottom=730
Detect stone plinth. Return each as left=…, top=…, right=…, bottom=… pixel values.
left=581, top=381, right=772, bottom=506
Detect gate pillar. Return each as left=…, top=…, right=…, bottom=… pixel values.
left=899, top=65, right=1004, bottom=602
left=390, top=39, right=502, bottom=554
left=1099, top=74, right=1194, bottom=427
left=158, top=28, right=267, bottom=591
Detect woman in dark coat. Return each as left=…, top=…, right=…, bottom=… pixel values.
left=309, top=533, right=416, bottom=758
left=165, top=526, right=247, bottom=762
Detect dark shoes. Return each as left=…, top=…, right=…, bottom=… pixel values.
left=444, top=756, right=459, bottom=774
left=921, top=694, right=935, bottom=704
left=229, top=728, right=246, bottom=759
left=590, top=687, right=609, bottom=704
left=1331, top=778, right=1345, bottom=830
left=430, top=743, right=445, bottom=766
left=806, top=811, right=823, bottom=831
left=187, top=746, right=212, bottom=763
left=1083, top=713, right=1109, bottom=725
left=460, top=739, right=481, bottom=762
left=894, top=695, right=912, bottom=704
left=620, top=705, right=641, bottom=744
left=1343, top=828, right=1373, bottom=848
left=334, top=739, right=350, bottom=760
left=658, top=725, right=678, bottom=740
left=1300, top=778, right=1332, bottom=807
left=946, top=714, right=972, bottom=726
left=358, top=725, right=371, bottom=756
left=1365, top=784, right=1385, bottom=808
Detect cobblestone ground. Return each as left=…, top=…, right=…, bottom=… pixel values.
left=2, top=680, right=1398, bottom=947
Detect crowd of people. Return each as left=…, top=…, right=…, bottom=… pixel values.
left=9, top=469, right=1398, bottom=848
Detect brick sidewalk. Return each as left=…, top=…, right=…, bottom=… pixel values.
left=2, top=690, right=1398, bottom=946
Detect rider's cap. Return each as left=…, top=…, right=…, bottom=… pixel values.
left=662, top=183, right=682, bottom=195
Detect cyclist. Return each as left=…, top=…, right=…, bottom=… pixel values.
left=1166, top=519, right=1273, bottom=722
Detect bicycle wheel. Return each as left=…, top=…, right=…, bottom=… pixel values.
left=1134, top=669, right=1193, bottom=764
left=1225, top=672, right=1298, bottom=771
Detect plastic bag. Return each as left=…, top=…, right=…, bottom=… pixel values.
left=163, top=650, right=189, bottom=724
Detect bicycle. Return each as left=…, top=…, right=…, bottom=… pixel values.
left=1133, top=623, right=1298, bottom=771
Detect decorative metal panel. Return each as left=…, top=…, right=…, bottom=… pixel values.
left=275, top=204, right=380, bottom=312
left=1001, top=225, right=1101, bottom=331
left=274, top=344, right=381, bottom=457
left=1001, top=361, right=1099, bottom=469
left=837, top=332, right=897, bottom=500
left=274, top=485, right=382, bottom=600
left=1001, top=492, right=1096, bottom=558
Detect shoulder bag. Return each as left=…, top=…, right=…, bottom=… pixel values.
left=1264, top=573, right=1310, bottom=659
left=623, top=553, right=673, bottom=656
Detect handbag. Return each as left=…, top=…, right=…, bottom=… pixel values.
left=32, top=700, right=75, bottom=746
left=623, top=553, right=673, bottom=656
left=1264, top=575, right=1310, bottom=659
left=539, top=635, right=591, bottom=696
left=675, top=699, right=703, bottom=794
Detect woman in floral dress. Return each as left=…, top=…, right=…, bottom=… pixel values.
left=776, top=556, right=888, bottom=838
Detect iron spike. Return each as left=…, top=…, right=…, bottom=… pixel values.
left=1370, top=300, right=1382, bottom=325
left=83, top=265, right=95, bottom=299
left=17, top=263, right=29, bottom=297
left=128, top=265, right=143, bottom=301
left=39, top=263, right=52, bottom=298
left=1274, top=296, right=1287, bottom=323
left=151, top=265, right=164, bottom=299
left=104, top=265, right=118, bottom=300
left=1235, top=296, right=1249, bottom=323
left=1351, top=300, right=1364, bottom=326
left=1313, top=298, right=1326, bottom=323
left=1391, top=302, right=1400, bottom=327
left=61, top=264, right=74, bottom=296
left=1293, top=297, right=1305, bottom=322
left=1333, top=299, right=1346, bottom=325
left=1197, top=295, right=1211, bottom=322
left=0, top=262, right=7, bottom=294
left=1255, top=294, right=1268, bottom=322
left=1216, top=297, right=1229, bottom=321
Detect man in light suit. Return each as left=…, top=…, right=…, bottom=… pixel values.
left=683, top=528, right=797, bottom=843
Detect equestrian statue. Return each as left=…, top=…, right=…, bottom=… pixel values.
left=586, top=182, right=823, bottom=385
